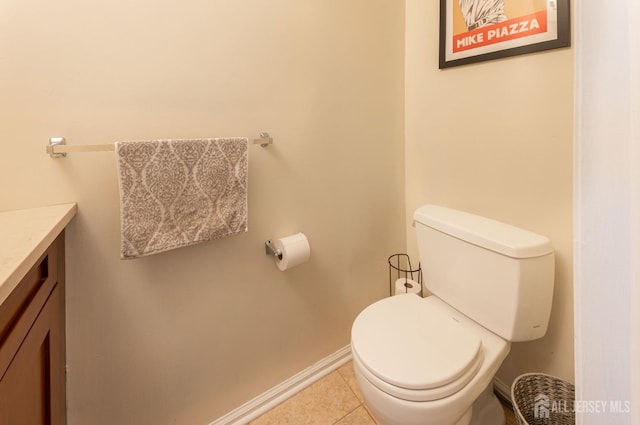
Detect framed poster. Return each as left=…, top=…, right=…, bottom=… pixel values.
left=439, top=0, right=570, bottom=68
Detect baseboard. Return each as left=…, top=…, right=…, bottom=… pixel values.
left=492, top=376, right=512, bottom=407
left=209, top=345, right=353, bottom=425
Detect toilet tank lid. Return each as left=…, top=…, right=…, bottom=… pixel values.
left=413, top=205, right=553, bottom=259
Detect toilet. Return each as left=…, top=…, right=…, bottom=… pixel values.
left=351, top=205, right=555, bottom=425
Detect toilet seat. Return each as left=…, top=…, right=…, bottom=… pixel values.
left=351, top=294, right=484, bottom=402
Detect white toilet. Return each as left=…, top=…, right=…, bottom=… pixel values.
left=351, top=205, right=555, bottom=425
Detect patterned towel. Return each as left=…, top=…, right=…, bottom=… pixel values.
left=115, top=138, right=248, bottom=259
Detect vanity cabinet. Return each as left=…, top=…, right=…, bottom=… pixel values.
left=0, top=232, right=66, bottom=425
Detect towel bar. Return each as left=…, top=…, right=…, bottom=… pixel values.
left=47, top=133, right=273, bottom=158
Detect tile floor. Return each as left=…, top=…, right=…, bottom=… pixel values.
left=249, top=361, right=517, bottom=425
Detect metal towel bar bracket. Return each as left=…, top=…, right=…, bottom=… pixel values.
left=47, top=132, right=273, bottom=158
left=254, top=132, right=273, bottom=148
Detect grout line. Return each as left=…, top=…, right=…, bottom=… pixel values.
left=332, top=365, right=380, bottom=425
left=332, top=363, right=365, bottom=425
left=331, top=404, right=360, bottom=425
left=363, top=406, right=379, bottom=425
left=336, top=365, right=361, bottom=404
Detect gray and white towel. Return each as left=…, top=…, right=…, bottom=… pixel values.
left=115, top=138, right=248, bottom=259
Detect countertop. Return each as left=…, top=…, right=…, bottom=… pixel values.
left=0, top=203, right=77, bottom=306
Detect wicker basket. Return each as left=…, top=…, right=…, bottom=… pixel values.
left=511, top=373, right=575, bottom=425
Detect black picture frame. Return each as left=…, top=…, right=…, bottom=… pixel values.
left=439, top=0, right=570, bottom=69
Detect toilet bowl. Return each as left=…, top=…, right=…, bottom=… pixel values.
left=351, top=205, right=555, bottom=425
left=352, top=294, right=509, bottom=425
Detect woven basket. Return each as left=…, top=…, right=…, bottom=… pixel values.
left=511, top=373, right=575, bottom=425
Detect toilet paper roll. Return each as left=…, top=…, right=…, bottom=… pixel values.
left=274, top=233, right=311, bottom=271
left=394, top=278, right=421, bottom=296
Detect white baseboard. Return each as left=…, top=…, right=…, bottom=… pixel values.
left=209, top=345, right=352, bottom=425
left=208, top=345, right=513, bottom=425
left=492, top=376, right=512, bottom=405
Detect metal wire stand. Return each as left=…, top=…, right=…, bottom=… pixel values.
left=388, top=254, right=422, bottom=297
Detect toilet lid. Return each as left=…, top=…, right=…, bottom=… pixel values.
left=351, top=294, right=482, bottom=395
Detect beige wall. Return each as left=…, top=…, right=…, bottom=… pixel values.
left=405, top=1, right=574, bottom=386
left=0, top=1, right=405, bottom=424
left=1, top=0, right=575, bottom=420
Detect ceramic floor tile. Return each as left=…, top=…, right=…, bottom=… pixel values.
left=249, top=370, right=360, bottom=425
left=250, top=360, right=516, bottom=425
left=334, top=406, right=377, bottom=425
left=337, top=361, right=365, bottom=403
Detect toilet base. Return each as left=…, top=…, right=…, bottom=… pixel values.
left=357, top=365, right=505, bottom=425
left=469, top=383, right=505, bottom=425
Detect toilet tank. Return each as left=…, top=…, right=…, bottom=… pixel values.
left=413, top=205, right=554, bottom=342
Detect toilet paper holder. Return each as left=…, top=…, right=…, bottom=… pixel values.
left=265, top=240, right=283, bottom=260
left=388, top=253, right=422, bottom=297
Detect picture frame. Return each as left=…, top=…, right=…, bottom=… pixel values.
left=439, top=0, right=570, bottom=69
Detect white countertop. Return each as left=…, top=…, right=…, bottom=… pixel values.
left=0, top=203, right=77, bottom=306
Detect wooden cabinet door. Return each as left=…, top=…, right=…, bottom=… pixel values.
left=0, top=233, right=66, bottom=425
left=0, top=284, right=65, bottom=425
